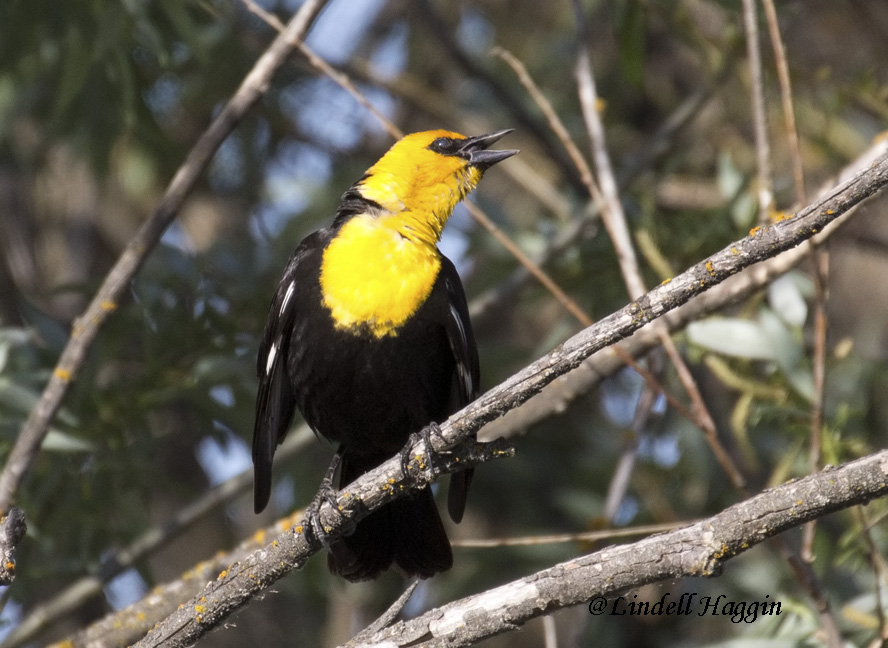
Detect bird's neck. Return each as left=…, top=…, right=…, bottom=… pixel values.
left=356, top=168, right=481, bottom=246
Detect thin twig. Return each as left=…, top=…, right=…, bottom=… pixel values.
left=603, top=370, right=658, bottom=522
left=491, top=45, right=708, bottom=432
left=241, top=0, right=402, bottom=140
left=761, top=0, right=806, bottom=205
left=464, top=202, right=592, bottom=327
left=572, top=14, right=643, bottom=299
left=347, top=581, right=420, bottom=644
left=453, top=521, right=689, bottom=548
left=0, top=0, right=331, bottom=515
left=746, top=4, right=837, bottom=640
left=542, top=615, right=558, bottom=648
left=491, top=47, right=604, bottom=208
left=742, top=0, right=774, bottom=223
left=802, top=248, right=829, bottom=564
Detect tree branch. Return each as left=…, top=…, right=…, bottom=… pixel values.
left=130, top=439, right=513, bottom=648
left=0, top=508, right=26, bottom=586
left=347, top=450, right=888, bottom=647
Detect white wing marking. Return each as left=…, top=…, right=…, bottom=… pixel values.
left=279, top=281, right=296, bottom=317
left=264, top=342, right=278, bottom=376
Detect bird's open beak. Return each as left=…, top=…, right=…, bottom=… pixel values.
left=459, top=129, right=518, bottom=169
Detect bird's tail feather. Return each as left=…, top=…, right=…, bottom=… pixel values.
left=327, top=454, right=452, bottom=581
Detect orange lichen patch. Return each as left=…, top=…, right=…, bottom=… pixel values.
left=705, top=260, right=715, bottom=277
left=660, top=277, right=672, bottom=286
left=100, top=300, right=117, bottom=312
left=769, top=210, right=790, bottom=223
left=4, top=561, right=14, bottom=572
left=279, top=511, right=303, bottom=530
left=195, top=605, right=206, bottom=613
left=731, top=247, right=739, bottom=255
left=749, top=226, right=762, bottom=237
left=54, top=368, right=72, bottom=382
left=217, top=570, right=228, bottom=580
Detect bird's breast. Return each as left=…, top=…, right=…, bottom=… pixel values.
left=319, top=216, right=442, bottom=338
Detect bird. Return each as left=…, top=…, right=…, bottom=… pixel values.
left=252, top=128, right=516, bottom=581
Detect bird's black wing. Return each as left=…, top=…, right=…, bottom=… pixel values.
left=439, top=256, right=480, bottom=523
left=252, top=233, right=323, bottom=513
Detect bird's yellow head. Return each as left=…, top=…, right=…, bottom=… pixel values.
left=357, top=129, right=517, bottom=244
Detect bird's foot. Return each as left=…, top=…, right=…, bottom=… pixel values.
left=303, top=452, right=355, bottom=548
left=400, top=422, right=448, bottom=478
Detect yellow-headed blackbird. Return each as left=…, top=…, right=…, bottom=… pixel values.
left=252, top=129, right=516, bottom=581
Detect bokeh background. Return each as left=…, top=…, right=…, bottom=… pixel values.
left=2, top=0, right=888, bottom=645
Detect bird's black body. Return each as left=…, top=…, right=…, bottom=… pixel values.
left=252, top=222, right=479, bottom=580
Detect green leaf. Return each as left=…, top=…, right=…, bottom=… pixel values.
left=687, top=317, right=774, bottom=360
left=767, top=273, right=807, bottom=328
left=42, top=428, right=96, bottom=453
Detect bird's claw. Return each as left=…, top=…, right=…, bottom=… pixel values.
left=303, top=452, right=355, bottom=548
left=400, top=422, right=447, bottom=478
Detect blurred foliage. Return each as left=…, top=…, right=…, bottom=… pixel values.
left=2, top=0, right=888, bottom=646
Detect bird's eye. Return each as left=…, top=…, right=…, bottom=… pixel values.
left=429, top=137, right=452, bottom=153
